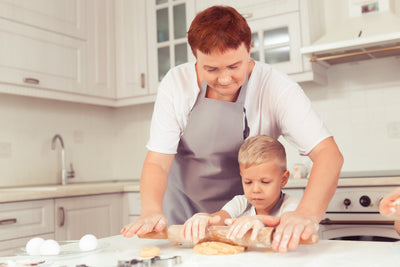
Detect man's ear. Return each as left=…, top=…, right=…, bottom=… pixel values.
left=281, top=170, right=290, bottom=187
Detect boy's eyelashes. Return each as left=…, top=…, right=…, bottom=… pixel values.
left=243, top=180, right=271, bottom=184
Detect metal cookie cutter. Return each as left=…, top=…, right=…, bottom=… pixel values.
left=117, top=255, right=182, bottom=267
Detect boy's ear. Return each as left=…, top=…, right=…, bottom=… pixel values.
left=281, top=170, right=290, bottom=187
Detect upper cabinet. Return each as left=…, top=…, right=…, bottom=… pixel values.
left=146, top=0, right=196, bottom=93
left=0, top=18, right=87, bottom=95
left=115, top=0, right=150, bottom=104
left=0, top=0, right=87, bottom=39
left=86, top=0, right=116, bottom=99
left=196, top=0, right=327, bottom=84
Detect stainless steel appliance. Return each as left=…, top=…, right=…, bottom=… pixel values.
left=319, top=186, right=400, bottom=242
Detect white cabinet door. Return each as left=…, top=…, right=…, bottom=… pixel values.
left=86, top=0, right=116, bottom=99
left=54, top=194, right=123, bottom=240
left=249, top=12, right=302, bottom=74
left=123, top=192, right=141, bottom=225
left=115, top=0, right=149, bottom=100
left=0, top=18, right=86, bottom=94
left=0, top=0, right=87, bottom=39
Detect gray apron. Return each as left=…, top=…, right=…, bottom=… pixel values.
left=163, top=71, right=250, bottom=225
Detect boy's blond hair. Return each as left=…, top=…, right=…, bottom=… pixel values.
left=238, top=135, right=287, bottom=171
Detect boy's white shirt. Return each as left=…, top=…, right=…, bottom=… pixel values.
left=221, top=193, right=299, bottom=218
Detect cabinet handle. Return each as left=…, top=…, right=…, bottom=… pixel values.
left=140, top=73, right=145, bottom=89
left=23, top=77, right=40, bottom=85
left=241, top=13, right=253, bottom=19
left=0, top=218, right=17, bottom=225
left=58, top=207, right=65, bottom=227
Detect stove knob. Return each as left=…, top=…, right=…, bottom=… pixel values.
left=343, top=198, right=351, bottom=208
left=359, top=195, right=371, bottom=207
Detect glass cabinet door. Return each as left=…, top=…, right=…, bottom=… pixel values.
left=147, top=0, right=195, bottom=92
left=248, top=12, right=302, bottom=74
left=156, top=0, right=189, bottom=81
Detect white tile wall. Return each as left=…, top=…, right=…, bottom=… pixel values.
left=0, top=93, right=153, bottom=187
left=283, top=57, right=400, bottom=175
left=0, top=57, right=399, bottom=187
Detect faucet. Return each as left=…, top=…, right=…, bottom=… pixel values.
left=51, top=134, right=75, bottom=185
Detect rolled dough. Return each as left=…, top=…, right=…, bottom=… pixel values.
left=194, top=241, right=245, bottom=255
left=139, top=246, right=160, bottom=258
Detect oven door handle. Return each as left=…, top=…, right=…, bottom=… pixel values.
left=320, top=218, right=394, bottom=225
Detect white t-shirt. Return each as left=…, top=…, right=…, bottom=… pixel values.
left=221, top=194, right=299, bottom=218
left=147, top=61, right=331, bottom=155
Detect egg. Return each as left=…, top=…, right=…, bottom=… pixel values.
left=39, top=239, right=60, bottom=255
left=79, top=234, right=98, bottom=251
left=25, top=237, right=45, bottom=256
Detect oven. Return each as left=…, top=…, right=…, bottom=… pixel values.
left=318, top=186, right=400, bottom=242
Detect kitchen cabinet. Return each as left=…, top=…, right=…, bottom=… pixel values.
left=0, top=199, right=54, bottom=256
left=123, top=192, right=142, bottom=225
left=0, top=18, right=87, bottom=96
left=0, top=0, right=87, bottom=39
left=195, top=0, right=327, bottom=84
left=0, top=0, right=120, bottom=106
left=115, top=0, right=150, bottom=103
left=54, top=194, right=123, bottom=241
left=86, top=0, right=116, bottom=99
left=146, top=0, right=196, bottom=93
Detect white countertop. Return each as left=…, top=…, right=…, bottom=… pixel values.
left=0, top=181, right=140, bottom=203
left=1, top=177, right=399, bottom=203
left=1, top=235, right=399, bottom=266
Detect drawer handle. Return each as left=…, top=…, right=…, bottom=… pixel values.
left=140, top=73, right=146, bottom=89
left=58, top=207, right=65, bottom=227
left=0, top=218, right=17, bottom=225
left=23, top=77, right=40, bottom=85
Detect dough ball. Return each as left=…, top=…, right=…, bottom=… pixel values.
left=39, top=239, right=60, bottom=255
left=79, top=234, right=98, bottom=251
left=194, top=241, right=245, bottom=255
left=25, top=237, right=45, bottom=256
left=139, top=246, right=160, bottom=258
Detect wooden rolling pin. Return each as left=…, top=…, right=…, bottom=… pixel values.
left=140, top=225, right=318, bottom=248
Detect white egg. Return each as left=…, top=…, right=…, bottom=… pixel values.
left=25, top=237, right=45, bottom=256
left=79, top=234, right=98, bottom=251
left=39, top=239, right=60, bottom=255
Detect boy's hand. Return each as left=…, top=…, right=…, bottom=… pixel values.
left=380, top=188, right=400, bottom=219
left=183, top=213, right=220, bottom=243
left=225, top=215, right=265, bottom=241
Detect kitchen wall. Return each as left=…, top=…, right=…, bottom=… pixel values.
left=0, top=93, right=152, bottom=187
left=282, top=56, right=400, bottom=174
left=1, top=56, right=399, bottom=187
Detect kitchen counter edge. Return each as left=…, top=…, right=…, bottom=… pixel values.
left=1, top=177, right=399, bottom=203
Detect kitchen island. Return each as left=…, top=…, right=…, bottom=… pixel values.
left=1, top=235, right=399, bottom=266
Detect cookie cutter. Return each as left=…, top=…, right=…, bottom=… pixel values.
left=117, top=255, right=182, bottom=267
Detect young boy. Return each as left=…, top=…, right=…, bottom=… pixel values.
left=182, top=135, right=299, bottom=243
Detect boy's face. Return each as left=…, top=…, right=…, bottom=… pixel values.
left=240, top=160, right=289, bottom=215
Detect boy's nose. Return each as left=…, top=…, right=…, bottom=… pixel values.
left=252, top=183, right=261, bottom=192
